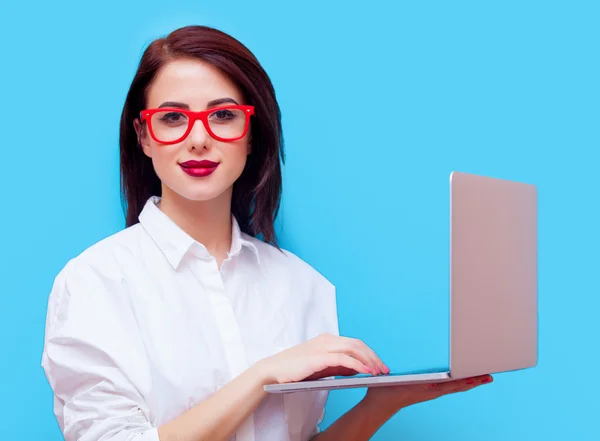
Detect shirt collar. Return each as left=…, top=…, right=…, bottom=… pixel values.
left=139, top=196, right=260, bottom=269
left=229, top=215, right=260, bottom=264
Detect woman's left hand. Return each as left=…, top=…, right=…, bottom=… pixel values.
left=363, top=374, right=493, bottom=414
left=310, top=375, right=494, bottom=440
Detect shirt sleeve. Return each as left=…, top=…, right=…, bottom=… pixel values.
left=41, top=259, right=160, bottom=441
left=323, top=281, right=340, bottom=337
left=302, top=272, right=340, bottom=342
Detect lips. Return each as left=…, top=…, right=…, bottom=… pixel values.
left=179, top=160, right=219, bottom=177
left=180, top=160, right=219, bottom=168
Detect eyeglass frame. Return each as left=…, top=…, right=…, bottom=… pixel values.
left=139, top=104, right=255, bottom=145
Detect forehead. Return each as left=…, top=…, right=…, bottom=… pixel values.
left=146, top=58, right=244, bottom=109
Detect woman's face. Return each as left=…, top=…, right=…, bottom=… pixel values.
left=135, top=58, right=251, bottom=204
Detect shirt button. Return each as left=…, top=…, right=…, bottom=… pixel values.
left=188, top=397, right=196, bottom=408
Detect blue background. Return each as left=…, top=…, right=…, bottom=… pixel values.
left=1, top=1, right=598, bottom=439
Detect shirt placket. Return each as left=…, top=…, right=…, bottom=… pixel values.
left=204, top=258, right=255, bottom=441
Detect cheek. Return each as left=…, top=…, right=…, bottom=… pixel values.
left=149, top=145, right=179, bottom=176
left=223, top=142, right=250, bottom=174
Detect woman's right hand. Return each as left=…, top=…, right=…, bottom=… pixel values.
left=260, top=333, right=390, bottom=384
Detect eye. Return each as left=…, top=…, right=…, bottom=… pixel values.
left=209, top=109, right=237, bottom=122
left=159, top=112, right=187, bottom=124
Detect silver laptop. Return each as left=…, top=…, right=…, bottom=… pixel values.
left=265, top=171, right=538, bottom=393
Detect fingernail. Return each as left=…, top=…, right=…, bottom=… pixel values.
left=383, top=364, right=390, bottom=374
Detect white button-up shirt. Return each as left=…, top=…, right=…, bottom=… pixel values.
left=41, top=196, right=339, bottom=441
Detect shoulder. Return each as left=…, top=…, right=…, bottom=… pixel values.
left=50, top=222, right=154, bottom=296
left=242, top=234, right=339, bottom=337
left=45, top=225, right=146, bottom=331
left=243, top=234, right=334, bottom=291
left=63, top=224, right=147, bottom=278
left=42, top=227, right=151, bottom=390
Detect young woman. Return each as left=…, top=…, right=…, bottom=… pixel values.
left=41, top=25, right=491, bottom=441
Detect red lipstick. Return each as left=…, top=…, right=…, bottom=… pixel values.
left=179, top=160, right=219, bottom=177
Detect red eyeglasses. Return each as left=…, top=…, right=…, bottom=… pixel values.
left=139, top=105, right=255, bottom=144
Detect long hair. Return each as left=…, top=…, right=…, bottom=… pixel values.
left=119, top=25, right=284, bottom=246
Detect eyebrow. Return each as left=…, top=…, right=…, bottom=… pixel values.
left=158, top=98, right=239, bottom=109
left=207, top=97, right=239, bottom=107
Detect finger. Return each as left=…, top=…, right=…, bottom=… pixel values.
left=321, top=353, right=371, bottom=376
left=332, top=337, right=382, bottom=375
left=322, top=336, right=377, bottom=374
left=428, top=375, right=493, bottom=395
left=456, top=375, right=493, bottom=391
left=354, top=339, right=388, bottom=375
left=344, top=338, right=382, bottom=375
left=304, top=366, right=360, bottom=381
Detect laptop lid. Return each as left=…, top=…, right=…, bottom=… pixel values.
left=448, top=171, right=538, bottom=379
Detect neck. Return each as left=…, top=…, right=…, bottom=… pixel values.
left=158, top=186, right=233, bottom=266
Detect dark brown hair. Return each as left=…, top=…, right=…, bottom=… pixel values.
left=119, top=25, right=284, bottom=246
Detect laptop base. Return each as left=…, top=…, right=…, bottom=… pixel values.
left=264, top=369, right=451, bottom=394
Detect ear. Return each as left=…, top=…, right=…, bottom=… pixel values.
left=133, top=118, right=152, bottom=158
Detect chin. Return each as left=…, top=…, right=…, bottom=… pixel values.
left=166, top=182, right=231, bottom=203
left=158, top=168, right=238, bottom=204
left=181, top=189, right=228, bottom=202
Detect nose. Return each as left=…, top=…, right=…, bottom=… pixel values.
left=187, top=119, right=211, bottom=149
